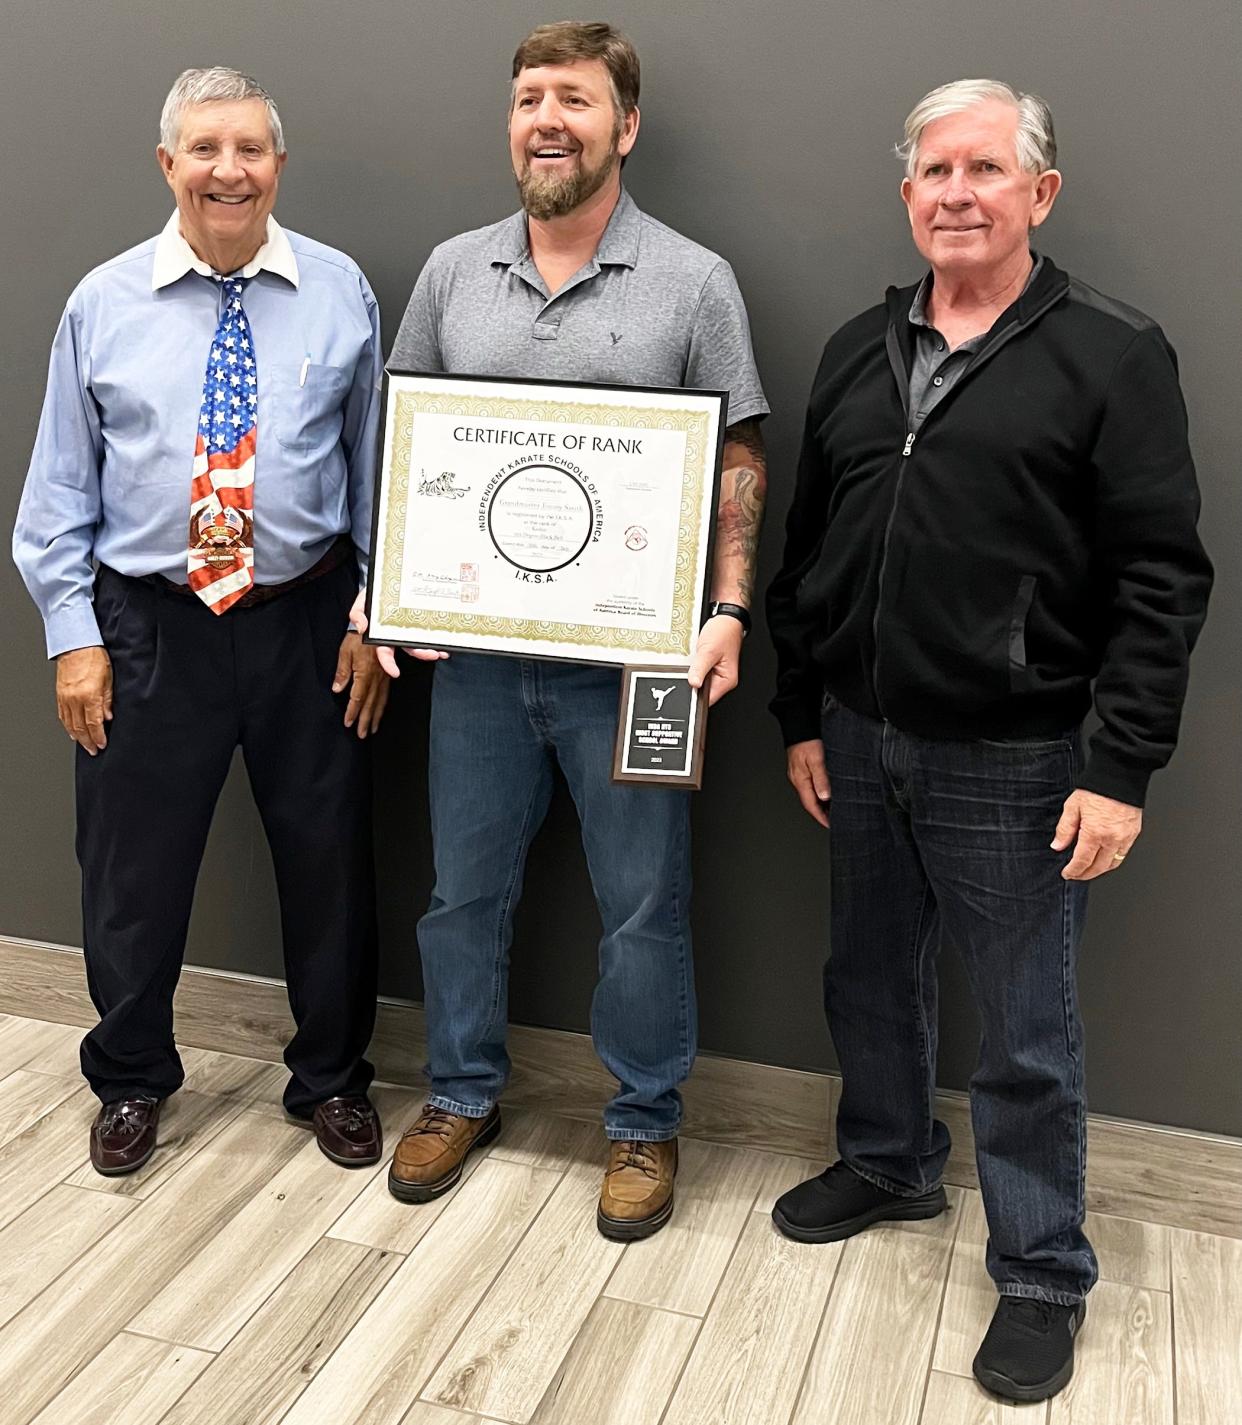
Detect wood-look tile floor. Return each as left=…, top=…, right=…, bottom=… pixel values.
left=0, top=1012, right=1236, bottom=1425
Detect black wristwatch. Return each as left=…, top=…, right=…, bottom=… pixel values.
left=704, top=600, right=751, bottom=635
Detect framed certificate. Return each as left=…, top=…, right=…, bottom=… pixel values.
left=365, top=372, right=726, bottom=666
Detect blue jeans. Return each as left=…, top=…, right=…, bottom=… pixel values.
left=822, top=702, right=1097, bottom=1304
left=418, top=654, right=694, bottom=1140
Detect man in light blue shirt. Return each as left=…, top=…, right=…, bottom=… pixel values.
left=13, top=66, right=387, bottom=1177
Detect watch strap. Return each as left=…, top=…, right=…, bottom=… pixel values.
left=705, top=600, right=751, bottom=634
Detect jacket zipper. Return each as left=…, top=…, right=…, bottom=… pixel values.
left=870, top=427, right=913, bottom=720
left=869, top=281, right=1065, bottom=719
left=870, top=325, right=918, bottom=719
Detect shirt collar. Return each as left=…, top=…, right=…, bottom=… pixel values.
left=151, top=211, right=299, bottom=291
left=907, top=271, right=935, bottom=328
left=594, top=188, right=641, bottom=267
left=909, top=251, right=1044, bottom=329
left=489, top=187, right=642, bottom=272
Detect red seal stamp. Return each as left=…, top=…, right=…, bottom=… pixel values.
left=624, top=526, right=648, bottom=552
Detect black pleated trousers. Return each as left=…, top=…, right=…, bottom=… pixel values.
left=75, top=559, right=377, bottom=1115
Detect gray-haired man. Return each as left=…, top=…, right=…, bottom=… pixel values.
left=767, top=79, right=1210, bottom=1402
left=14, top=67, right=388, bottom=1176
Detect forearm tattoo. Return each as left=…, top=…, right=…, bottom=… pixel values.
left=724, top=417, right=767, bottom=466
left=718, top=420, right=767, bottom=605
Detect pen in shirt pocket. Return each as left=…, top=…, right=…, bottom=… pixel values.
left=298, top=355, right=310, bottom=388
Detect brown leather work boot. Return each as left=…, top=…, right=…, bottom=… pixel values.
left=597, top=1138, right=678, bottom=1240
left=388, top=1103, right=501, bottom=1203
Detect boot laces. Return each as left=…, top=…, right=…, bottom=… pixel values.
left=607, top=1141, right=659, bottom=1179
left=409, top=1106, right=463, bottom=1140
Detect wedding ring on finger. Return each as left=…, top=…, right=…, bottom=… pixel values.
left=1112, top=853, right=1127, bottom=863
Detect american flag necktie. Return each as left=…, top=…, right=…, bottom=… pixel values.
left=187, top=275, right=257, bottom=611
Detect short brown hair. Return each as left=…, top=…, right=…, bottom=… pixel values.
left=511, top=21, right=640, bottom=116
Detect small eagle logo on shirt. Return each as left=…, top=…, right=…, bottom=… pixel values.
left=610, top=332, right=622, bottom=345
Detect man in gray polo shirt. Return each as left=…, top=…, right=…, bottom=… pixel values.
left=367, top=21, right=768, bottom=1239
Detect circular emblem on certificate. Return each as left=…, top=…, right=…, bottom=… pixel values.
left=486, top=463, right=593, bottom=573
left=624, top=525, right=648, bottom=551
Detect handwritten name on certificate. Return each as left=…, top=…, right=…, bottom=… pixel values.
left=366, top=375, right=726, bottom=666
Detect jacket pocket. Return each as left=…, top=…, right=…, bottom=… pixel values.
left=1007, top=575, right=1038, bottom=693
left=887, top=546, right=1014, bottom=693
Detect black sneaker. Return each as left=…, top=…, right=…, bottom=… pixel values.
left=973, top=1296, right=1086, bottom=1402
left=771, top=1160, right=947, bottom=1243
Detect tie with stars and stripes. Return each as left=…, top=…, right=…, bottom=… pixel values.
left=187, top=275, right=257, bottom=612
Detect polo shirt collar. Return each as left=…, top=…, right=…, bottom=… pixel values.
left=151, top=211, right=300, bottom=291
left=908, top=271, right=935, bottom=328
left=489, top=187, right=642, bottom=272
left=908, top=251, right=1044, bottom=328
left=594, top=188, right=641, bottom=268
left=489, top=208, right=530, bottom=267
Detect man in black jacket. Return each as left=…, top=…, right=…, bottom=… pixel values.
left=766, top=79, right=1211, bottom=1404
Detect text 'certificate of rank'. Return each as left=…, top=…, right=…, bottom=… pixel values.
left=366, top=373, right=726, bottom=666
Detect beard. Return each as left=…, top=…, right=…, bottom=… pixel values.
left=516, top=135, right=619, bottom=221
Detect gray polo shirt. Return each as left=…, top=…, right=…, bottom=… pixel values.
left=907, top=254, right=1043, bottom=432
left=389, top=188, right=768, bottom=427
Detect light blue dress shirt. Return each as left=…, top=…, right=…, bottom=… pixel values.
left=14, top=213, right=382, bottom=658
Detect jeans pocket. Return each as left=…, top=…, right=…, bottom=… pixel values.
left=974, top=741, right=1071, bottom=752
left=976, top=732, right=1075, bottom=752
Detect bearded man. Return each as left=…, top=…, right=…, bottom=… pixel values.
left=363, top=21, right=768, bottom=1239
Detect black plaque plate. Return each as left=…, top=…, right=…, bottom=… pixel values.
left=612, top=666, right=708, bottom=789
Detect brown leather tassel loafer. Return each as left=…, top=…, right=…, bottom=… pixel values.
left=286, top=1095, right=383, bottom=1167
left=597, top=1138, right=678, bottom=1240
left=89, top=1095, right=162, bottom=1176
left=388, top=1103, right=502, bottom=1203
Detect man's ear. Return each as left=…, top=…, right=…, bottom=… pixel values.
left=1030, top=168, right=1062, bottom=229
left=617, top=105, right=640, bottom=159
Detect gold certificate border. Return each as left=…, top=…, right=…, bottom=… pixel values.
left=378, top=387, right=712, bottom=657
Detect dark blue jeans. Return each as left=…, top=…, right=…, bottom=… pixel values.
left=418, top=654, right=694, bottom=1141
left=822, top=702, right=1097, bottom=1304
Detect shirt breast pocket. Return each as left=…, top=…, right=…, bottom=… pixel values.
left=267, top=363, right=350, bottom=456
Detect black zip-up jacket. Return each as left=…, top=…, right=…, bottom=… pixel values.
left=766, top=256, right=1212, bottom=807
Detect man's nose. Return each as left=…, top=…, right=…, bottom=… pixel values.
left=941, top=167, right=975, bottom=206
left=211, top=147, right=246, bottom=182
left=533, top=95, right=566, bottom=130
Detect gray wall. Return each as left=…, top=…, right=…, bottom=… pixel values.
left=3, top=0, right=1238, bottom=1135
